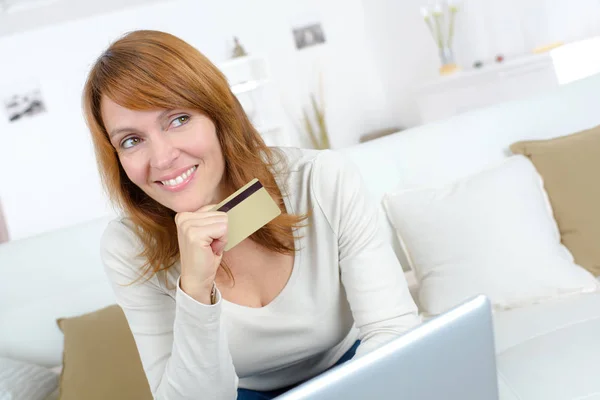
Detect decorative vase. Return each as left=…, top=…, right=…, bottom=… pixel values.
left=421, top=1, right=461, bottom=76
left=438, top=45, right=459, bottom=75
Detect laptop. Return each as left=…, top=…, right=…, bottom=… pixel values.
left=276, top=295, right=499, bottom=400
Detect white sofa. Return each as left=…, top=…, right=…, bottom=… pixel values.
left=3, top=73, right=600, bottom=399
left=343, top=72, right=600, bottom=400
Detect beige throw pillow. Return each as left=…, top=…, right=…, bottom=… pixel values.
left=57, top=305, right=152, bottom=400
left=510, top=125, right=600, bottom=276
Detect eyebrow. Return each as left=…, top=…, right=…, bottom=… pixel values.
left=108, top=109, right=176, bottom=139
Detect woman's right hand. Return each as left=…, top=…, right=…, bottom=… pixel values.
left=175, top=205, right=228, bottom=304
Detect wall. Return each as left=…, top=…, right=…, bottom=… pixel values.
left=360, top=0, right=600, bottom=130
left=3, top=0, right=600, bottom=241
left=0, top=0, right=389, bottom=241
left=0, top=0, right=167, bottom=36
left=450, top=0, right=600, bottom=65
left=361, top=0, right=440, bottom=129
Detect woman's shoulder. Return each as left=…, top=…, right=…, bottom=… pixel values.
left=100, top=217, right=146, bottom=275
left=270, top=146, right=319, bottom=172
left=101, top=217, right=140, bottom=250
left=272, top=147, right=362, bottom=213
left=100, top=217, right=167, bottom=296
left=269, top=147, right=360, bottom=200
left=271, top=146, right=350, bottom=177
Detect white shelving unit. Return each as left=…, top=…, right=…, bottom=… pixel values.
left=415, top=36, right=600, bottom=124
left=218, top=55, right=290, bottom=147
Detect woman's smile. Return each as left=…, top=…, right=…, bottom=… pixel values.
left=155, top=164, right=198, bottom=192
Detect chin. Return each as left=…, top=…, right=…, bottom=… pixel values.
left=164, top=197, right=213, bottom=214
left=148, top=182, right=218, bottom=213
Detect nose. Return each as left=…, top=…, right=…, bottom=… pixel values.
left=149, top=134, right=180, bottom=170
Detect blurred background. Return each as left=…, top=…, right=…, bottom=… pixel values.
left=2, top=0, right=600, bottom=242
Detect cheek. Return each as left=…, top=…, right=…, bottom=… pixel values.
left=204, top=138, right=225, bottom=172
left=188, top=132, right=221, bottom=160
left=119, top=155, right=148, bottom=186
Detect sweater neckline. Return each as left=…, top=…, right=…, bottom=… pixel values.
left=223, top=150, right=303, bottom=314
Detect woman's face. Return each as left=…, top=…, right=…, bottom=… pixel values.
left=101, top=97, right=226, bottom=213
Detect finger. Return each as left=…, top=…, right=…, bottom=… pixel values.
left=185, top=222, right=227, bottom=245
left=198, top=204, right=219, bottom=213
left=178, top=219, right=226, bottom=238
left=174, top=212, right=185, bottom=225
left=175, top=211, right=201, bottom=225
left=177, top=215, right=227, bottom=234
left=211, top=237, right=228, bottom=256
left=175, top=211, right=226, bottom=226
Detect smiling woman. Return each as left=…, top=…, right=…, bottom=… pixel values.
left=83, top=30, right=303, bottom=281
left=82, top=30, right=419, bottom=400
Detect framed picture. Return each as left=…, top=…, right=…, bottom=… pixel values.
left=2, top=81, right=47, bottom=123
left=293, top=23, right=326, bottom=50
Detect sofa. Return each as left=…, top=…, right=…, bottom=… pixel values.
left=2, top=72, right=600, bottom=400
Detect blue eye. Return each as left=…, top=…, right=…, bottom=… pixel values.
left=121, top=136, right=141, bottom=149
left=171, top=115, right=190, bottom=128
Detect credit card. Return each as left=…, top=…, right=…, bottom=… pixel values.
left=213, top=178, right=281, bottom=251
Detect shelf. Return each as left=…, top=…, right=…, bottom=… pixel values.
left=416, top=35, right=600, bottom=123
left=230, top=79, right=269, bottom=95
left=219, top=55, right=264, bottom=69
left=218, top=55, right=289, bottom=147
left=218, top=55, right=269, bottom=88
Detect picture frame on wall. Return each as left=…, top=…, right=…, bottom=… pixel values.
left=292, top=23, right=326, bottom=50
left=1, top=80, right=47, bottom=123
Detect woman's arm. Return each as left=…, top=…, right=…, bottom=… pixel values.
left=101, top=220, right=238, bottom=399
left=312, top=151, right=422, bottom=357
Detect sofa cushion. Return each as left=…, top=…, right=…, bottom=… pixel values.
left=0, top=216, right=116, bottom=368
left=494, top=292, right=600, bottom=400
left=383, top=155, right=599, bottom=316
left=57, top=305, right=152, bottom=400
left=0, top=356, right=59, bottom=400
left=511, top=125, right=600, bottom=276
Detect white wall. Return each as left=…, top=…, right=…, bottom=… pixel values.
left=0, top=0, right=390, bottom=240
left=361, top=0, right=440, bottom=129
left=3, top=0, right=600, bottom=241
left=360, top=0, right=600, bottom=130
left=0, top=0, right=167, bottom=36
left=450, top=0, right=600, bottom=65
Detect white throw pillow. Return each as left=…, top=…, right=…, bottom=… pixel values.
left=383, top=155, right=599, bottom=316
left=0, top=357, right=59, bottom=400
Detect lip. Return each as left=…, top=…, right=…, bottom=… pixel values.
left=155, top=165, right=197, bottom=182
left=154, top=165, right=198, bottom=193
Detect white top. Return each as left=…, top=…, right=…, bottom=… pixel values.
left=101, top=147, right=420, bottom=399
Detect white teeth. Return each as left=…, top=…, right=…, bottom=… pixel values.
left=161, top=165, right=197, bottom=187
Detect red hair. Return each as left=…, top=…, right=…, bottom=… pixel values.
left=83, top=30, right=306, bottom=279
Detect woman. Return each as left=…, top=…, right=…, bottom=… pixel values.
left=84, top=30, right=420, bottom=400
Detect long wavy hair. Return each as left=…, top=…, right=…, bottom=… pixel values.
left=83, top=30, right=306, bottom=280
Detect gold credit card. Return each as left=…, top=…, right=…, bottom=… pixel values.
left=212, top=178, right=281, bottom=251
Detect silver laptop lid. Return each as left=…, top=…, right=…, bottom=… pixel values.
left=277, top=295, right=499, bottom=400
